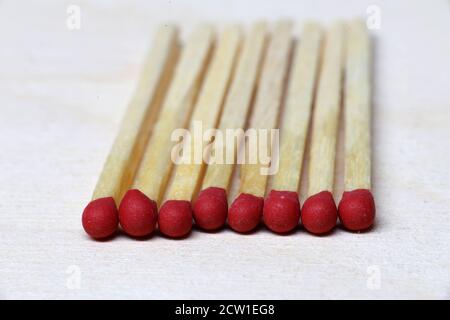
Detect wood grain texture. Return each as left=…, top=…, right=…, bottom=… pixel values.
left=133, top=25, right=214, bottom=204
left=307, top=22, right=345, bottom=196
left=201, top=22, right=267, bottom=191
left=344, top=20, right=371, bottom=191
left=1, top=1, right=450, bottom=300
left=271, top=23, right=322, bottom=192
left=238, top=20, right=293, bottom=197
left=92, top=25, right=179, bottom=203
left=165, top=26, right=241, bottom=201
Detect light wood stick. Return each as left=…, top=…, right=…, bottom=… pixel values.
left=344, top=20, right=371, bottom=191
left=92, top=25, right=179, bottom=203
left=133, top=25, right=214, bottom=204
left=337, top=21, right=375, bottom=232
left=165, top=26, right=241, bottom=201
left=201, top=22, right=267, bottom=191
left=271, top=22, right=322, bottom=192
left=239, top=20, right=293, bottom=197
left=307, top=22, right=345, bottom=196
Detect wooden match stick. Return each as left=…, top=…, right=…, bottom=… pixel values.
left=118, top=25, right=214, bottom=237
left=158, top=26, right=241, bottom=238
left=263, top=23, right=323, bottom=234
left=228, top=21, right=293, bottom=233
left=81, top=25, right=179, bottom=239
left=192, top=22, right=267, bottom=231
left=301, top=22, right=345, bottom=235
left=338, top=20, right=375, bottom=231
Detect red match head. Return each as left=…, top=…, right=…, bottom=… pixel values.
left=338, top=189, right=375, bottom=231
left=82, top=197, right=119, bottom=239
left=263, top=190, right=300, bottom=234
left=193, top=187, right=228, bottom=231
left=228, top=193, right=264, bottom=233
left=119, top=189, right=158, bottom=237
left=158, top=200, right=193, bottom=238
left=301, top=191, right=337, bottom=235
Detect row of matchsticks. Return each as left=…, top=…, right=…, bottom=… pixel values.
left=82, top=19, right=376, bottom=240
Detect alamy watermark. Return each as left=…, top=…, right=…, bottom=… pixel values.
left=66, top=5, right=81, bottom=30
left=171, top=121, right=279, bottom=175
left=366, top=265, right=381, bottom=290
left=66, top=265, right=81, bottom=290
left=366, top=5, right=381, bottom=30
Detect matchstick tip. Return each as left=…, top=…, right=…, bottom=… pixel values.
left=338, top=189, right=375, bottom=231
left=263, top=190, right=300, bottom=234
left=193, top=187, right=228, bottom=231
left=119, top=189, right=158, bottom=237
left=301, top=191, right=337, bottom=235
left=228, top=193, right=264, bottom=233
left=82, top=197, right=119, bottom=239
left=158, top=200, right=193, bottom=238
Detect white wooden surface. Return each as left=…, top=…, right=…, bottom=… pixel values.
left=1, top=0, right=449, bottom=299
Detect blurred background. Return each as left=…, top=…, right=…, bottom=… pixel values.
left=0, top=0, right=449, bottom=299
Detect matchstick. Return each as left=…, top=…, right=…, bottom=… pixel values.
left=118, top=25, right=214, bottom=237
left=158, top=26, right=241, bottom=238
left=192, top=22, right=267, bottom=231
left=81, top=25, right=179, bottom=239
left=228, top=21, right=293, bottom=233
left=263, top=23, right=323, bottom=234
left=301, top=22, right=345, bottom=235
left=338, top=20, right=375, bottom=231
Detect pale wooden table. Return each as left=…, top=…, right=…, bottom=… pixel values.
left=1, top=0, right=449, bottom=299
